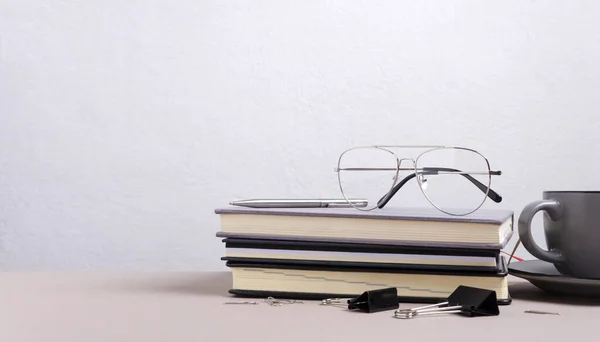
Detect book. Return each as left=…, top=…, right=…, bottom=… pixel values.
left=222, top=237, right=501, bottom=271
left=225, top=256, right=511, bottom=304
left=215, top=206, right=514, bottom=249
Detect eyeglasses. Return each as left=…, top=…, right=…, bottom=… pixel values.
left=333, top=145, right=502, bottom=216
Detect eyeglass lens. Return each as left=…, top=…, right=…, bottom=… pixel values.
left=337, top=147, right=492, bottom=215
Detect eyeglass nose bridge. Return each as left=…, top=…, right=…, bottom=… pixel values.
left=391, top=158, right=417, bottom=184
left=397, top=157, right=416, bottom=169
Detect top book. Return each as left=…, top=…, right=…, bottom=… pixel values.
left=214, top=206, right=514, bottom=249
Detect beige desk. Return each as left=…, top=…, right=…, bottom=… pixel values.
left=0, top=272, right=598, bottom=342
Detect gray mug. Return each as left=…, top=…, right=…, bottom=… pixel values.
left=518, top=191, right=600, bottom=279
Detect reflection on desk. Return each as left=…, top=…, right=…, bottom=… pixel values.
left=1, top=272, right=599, bottom=342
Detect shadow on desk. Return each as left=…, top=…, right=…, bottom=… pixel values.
left=106, top=273, right=600, bottom=305
left=509, top=282, right=600, bottom=306
left=103, top=271, right=233, bottom=297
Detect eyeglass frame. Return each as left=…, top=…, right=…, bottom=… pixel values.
left=333, top=145, right=502, bottom=215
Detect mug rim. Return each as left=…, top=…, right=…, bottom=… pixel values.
left=544, top=190, right=600, bottom=194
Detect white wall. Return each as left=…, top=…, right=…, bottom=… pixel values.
left=2, top=1, right=600, bottom=271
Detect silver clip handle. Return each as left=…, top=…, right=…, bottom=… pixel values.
left=394, top=307, right=463, bottom=319
left=394, top=302, right=463, bottom=319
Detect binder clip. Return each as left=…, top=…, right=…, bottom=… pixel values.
left=346, top=287, right=400, bottom=313
left=393, top=285, right=500, bottom=319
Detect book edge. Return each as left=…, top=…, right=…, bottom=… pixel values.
left=216, top=231, right=513, bottom=250
left=214, top=206, right=514, bottom=225
left=226, top=289, right=512, bottom=305
left=225, top=255, right=509, bottom=277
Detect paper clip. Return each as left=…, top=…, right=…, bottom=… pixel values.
left=321, top=298, right=346, bottom=305
left=223, top=301, right=259, bottom=305
left=525, top=310, right=561, bottom=315
left=394, top=285, right=500, bottom=319
left=264, top=297, right=303, bottom=306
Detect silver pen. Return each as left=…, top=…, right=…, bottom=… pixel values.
left=229, top=198, right=368, bottom=208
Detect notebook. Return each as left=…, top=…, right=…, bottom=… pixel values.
left=215, top=206, right=514, bottom=249
left=222, top=237, right=501, bottom=271
left=225, top=256, right=511, bottom=305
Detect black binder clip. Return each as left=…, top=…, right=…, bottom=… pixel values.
left=346, top=287, right=399, bottom=313
left=393, top=285, right=499, bottom=319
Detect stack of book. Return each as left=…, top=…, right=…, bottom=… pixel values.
left=214, top=206, right=514, bottom=304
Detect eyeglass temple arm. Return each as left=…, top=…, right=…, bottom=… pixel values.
left=376, top=167, right=503, bottom=209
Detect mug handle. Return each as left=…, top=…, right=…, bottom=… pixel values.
left=518, top=200, right=566, bottom=264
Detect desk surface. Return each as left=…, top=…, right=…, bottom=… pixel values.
left=1, top=272, right=598, bottom=342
